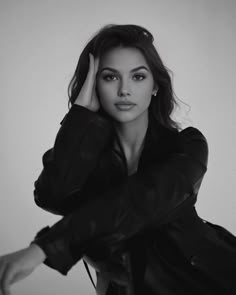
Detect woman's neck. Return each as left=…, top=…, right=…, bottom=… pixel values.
left=114, top=111, right=148, bottom=165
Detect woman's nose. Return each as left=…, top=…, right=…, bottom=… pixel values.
left=119, top=90, right=130, bottom=97
left=118, top=80, right=131, bottom=97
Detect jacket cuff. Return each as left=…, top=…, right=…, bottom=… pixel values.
left=30, top=226, right=82, bottom=276
left=59, top=103, right=110, bottom=128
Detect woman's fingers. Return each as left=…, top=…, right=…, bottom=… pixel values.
left=93, top=56, right=100, bottom=88
left=92, top=56, right=100, bottom=96
left=1, top=264, right=12, bottom=295
left=0, top=260, right=5, bottom=283
left=75, top=53, right=95, bottom=106
left=0, top=259, right=7, bottom=295
left=74, top=53, right=100, bottom=111
left=94, top=56, right=100, bottom=74
left=0, top=261, right=31, bottom=295
left=0, top=246, right=43, bottom=295
left=88, top=53, right=96, bottom=77
left=86, top=53, right=96, bottom=87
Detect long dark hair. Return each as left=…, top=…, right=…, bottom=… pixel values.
left=68, top=24, right=181, bottom=131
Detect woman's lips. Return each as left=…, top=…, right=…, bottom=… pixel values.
left=115, top=103, right=136, bottom=111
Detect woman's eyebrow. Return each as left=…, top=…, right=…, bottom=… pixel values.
left=100, top=66, right=149, bottom=73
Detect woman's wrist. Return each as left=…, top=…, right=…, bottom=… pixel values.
left=29, top=243, right=47, bottom=263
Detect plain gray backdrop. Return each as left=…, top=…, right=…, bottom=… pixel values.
left=0, top=0, right=235, bottom=294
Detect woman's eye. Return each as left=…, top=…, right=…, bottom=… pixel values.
left=103, top=75, right=117, bottom=81
left=102, top=74, right=146, bottom=81
left=133, top=74, right=146, bottom=81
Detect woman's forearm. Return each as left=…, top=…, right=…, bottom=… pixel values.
left=34, top=104, right=113, bottom=215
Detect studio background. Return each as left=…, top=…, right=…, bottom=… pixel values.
left=0, top=0, right=235, bottom=294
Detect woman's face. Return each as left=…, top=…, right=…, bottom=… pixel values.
left=96, top=47, right=156, bottom=123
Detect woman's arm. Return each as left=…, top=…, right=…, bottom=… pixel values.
left=0, top=244, right=46, bottom=295
left=34, top=103, right=113, bottom=215
left=31, top=127, right=208, bottom=275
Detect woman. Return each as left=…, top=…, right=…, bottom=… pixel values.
left=0, top=24, right=236, bottom=295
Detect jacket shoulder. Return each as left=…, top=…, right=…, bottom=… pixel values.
left=178, top=126, right=209, bottom=168
left=179, top=126, right=207, bottom=141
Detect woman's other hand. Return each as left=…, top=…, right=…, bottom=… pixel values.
left=0, top=244, right=46, bottom=295
left=74, top=53, right=100, bottom=112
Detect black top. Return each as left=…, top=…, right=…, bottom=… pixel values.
left=31, top=104, right=236, bottom=295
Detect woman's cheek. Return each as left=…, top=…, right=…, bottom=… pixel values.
left=100, top=85, right=115, bottom=101
left=96, top=84, right=110, bottom=109
left=97, top=81, right=108, bottom=96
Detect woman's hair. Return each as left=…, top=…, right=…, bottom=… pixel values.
left=68, top=24, right=181, bottom=131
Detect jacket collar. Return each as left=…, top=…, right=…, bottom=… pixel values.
left=111, top=114, right=180, bottom=176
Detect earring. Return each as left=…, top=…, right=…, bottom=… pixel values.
left=153, top=90, right=158, bottom=96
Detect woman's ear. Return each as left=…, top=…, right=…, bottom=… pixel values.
left=152, top=83, right=159, bottom=96
left=152, top=86, right=159, bottom=96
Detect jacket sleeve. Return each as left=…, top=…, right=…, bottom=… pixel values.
left=30, top=127, right=208, bottom=275
left=33, top=104, right=113, bottom=215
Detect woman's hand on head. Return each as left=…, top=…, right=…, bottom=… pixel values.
left=0, top=244, right=46, bottom=295
left=74, top=53, right=100, bottom=112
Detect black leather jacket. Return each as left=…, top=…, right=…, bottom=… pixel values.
left=31, top=104, right=236, bottom=295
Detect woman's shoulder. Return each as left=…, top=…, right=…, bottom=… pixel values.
left=158, top=125, right=208, bottom=149
left=176, top=126, right=209, bottom=166
left=178, top=126, right=206, bottom=140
